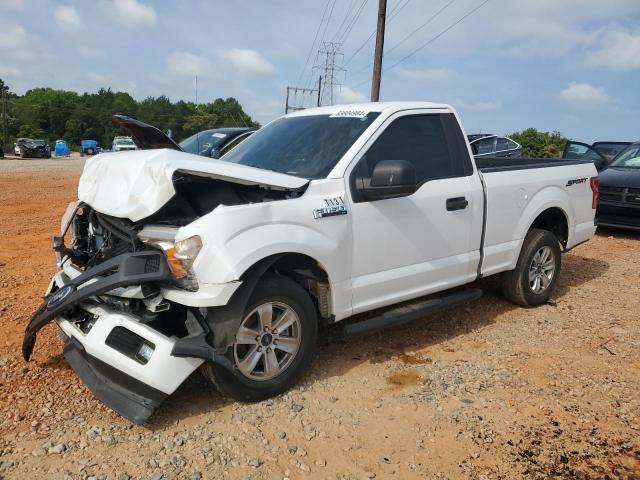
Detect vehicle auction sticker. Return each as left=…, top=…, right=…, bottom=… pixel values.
left=329, top=110, right=369, bottom=119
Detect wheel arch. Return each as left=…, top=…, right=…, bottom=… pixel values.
left=528, top=206, right=570, bottom=249
left=207, top=252, right=333, bottom=352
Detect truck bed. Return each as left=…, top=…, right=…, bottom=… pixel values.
left=476, top=157, right=593, bottom=173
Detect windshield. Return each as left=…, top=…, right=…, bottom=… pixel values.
left=610, top=143, right=640, bottom=168
left=114, top=138, right=134, bottom=145
left=179, top=131, right=227, bottom=155
left=221, top=113, right=380, bottom=179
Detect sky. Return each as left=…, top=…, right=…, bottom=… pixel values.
left=0, top=0, right=639, bottom=142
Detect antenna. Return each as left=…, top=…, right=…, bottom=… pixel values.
left=195, top=75, right=200, bottom=153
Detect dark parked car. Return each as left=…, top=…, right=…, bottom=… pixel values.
left=563, top=141, right=631, bottom=170
left=596, top=142, right=640, bottom=231
left=179, top=128, right=256, bottom=158
left=468, top=134, right=522, bottom=158
left=111, top=115, right=256, bottom=159
left=15, top=138, right=51, bottom=158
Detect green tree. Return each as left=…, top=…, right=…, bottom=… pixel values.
left=509, top=128, right=568, bottom=158
left=182, top=110, right=218, bottom=136
left=0, top=78, right=258, bottom=150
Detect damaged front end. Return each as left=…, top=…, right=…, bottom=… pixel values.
left=22, top=203, right=230, bottom=423
left=23, top=149, right=309, bottom=423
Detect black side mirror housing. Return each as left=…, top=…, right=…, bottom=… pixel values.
left=358, top=160, right=417, bottom=201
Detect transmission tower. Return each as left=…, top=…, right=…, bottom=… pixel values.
left=314, top=42, right=345, bottom=106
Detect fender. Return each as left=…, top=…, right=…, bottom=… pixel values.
left=206, top=254, right=284, bottom=352
left=505, top=186, right=572, bottom=272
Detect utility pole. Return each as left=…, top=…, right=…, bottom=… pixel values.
left=371, top=0, right=387, bottom=102
left=285, top=81, right=321, bottom=114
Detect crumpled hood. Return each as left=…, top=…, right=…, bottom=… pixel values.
left=78, top=148, right=308, bottom=222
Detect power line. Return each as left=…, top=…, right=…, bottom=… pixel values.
left=348, top=0, right=455, bottom=78
left=350, top=0, right=490, bottom=89
left=336, top=0, right=370, bottom=45
left=344, top=0, right=410, bottom=67
left=385, top=0, right=490, bottom=72
left=385, top=0, right=455, bottom=56
left=304, top=0, right=338, bottom=90
left=296, top=0, right=332, bottom=87
left=319, top=0, right=338, bottom=49
left=331, top=0, right=359, bottom=42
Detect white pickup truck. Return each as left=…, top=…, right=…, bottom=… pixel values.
left=23, top=102, right=599, bottom=424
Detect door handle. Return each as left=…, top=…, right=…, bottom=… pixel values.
left=446, top=196, right=468, bottom=211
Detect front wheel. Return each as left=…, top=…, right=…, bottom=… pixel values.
left=502, top=228, right=561, bottom=307
left=204, top=275, right=318, bottom=402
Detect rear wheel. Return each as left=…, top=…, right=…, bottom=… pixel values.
left=502, top=228, right=561, bottom=307
left=204, top=275, right=318, bottom=402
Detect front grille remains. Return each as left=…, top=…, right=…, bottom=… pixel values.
left=144, top=257, right=161, bottom=273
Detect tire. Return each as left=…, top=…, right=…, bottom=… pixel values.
left=502, top=228, right=561, bottom=307
left=204, top=275, right=318, bottom=402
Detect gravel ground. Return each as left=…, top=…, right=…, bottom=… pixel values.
left=0, top=159, right=638, bottom=480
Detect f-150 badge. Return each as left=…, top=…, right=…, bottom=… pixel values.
left=313, top=197, right=347, bottom=219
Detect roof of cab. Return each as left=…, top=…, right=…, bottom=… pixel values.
left=286, top=101, right=453, bottom=117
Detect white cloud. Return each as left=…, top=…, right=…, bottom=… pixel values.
left=104, top=0, right=156, bottom=28
left=217, top=49, right=274, bottom=75
left=395, top=67, right=452, bottom=81
left=588, top=26, right=640, bottom=69
left=453, top=98, right=501, bottom=112
left=0, top=24, right=44, bottom=61
left=54, top=6, right=83, bottom=33
left=559, top=82, right=612, bottom=108
left=336, top=86, right=368, bottom=104
left=166, top=52, right=212, bottom=77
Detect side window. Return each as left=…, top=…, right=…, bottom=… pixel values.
left=475, top=137, right=495, bottom=155
left=496, top=137, right=511, bottom=151
left=220, top=132, right=252, bottom=156
left=358, top=115, right=456, bottom=185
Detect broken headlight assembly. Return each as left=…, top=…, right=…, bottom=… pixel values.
left=138, top=226, right=202, bottom=291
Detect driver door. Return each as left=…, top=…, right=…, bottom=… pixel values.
left=346, top=111, right=484, bottom=314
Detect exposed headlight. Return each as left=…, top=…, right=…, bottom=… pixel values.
left=175, top=236, right=203, bottom=261
left=161, top=235, right=202, bottom=280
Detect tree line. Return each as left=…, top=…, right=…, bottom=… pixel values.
left=0, top=78, right=569, bottom=157
left=0, top=78, right=258, bottom=150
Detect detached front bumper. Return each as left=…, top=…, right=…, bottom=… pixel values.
left=22, top=251, right=206, bottom=424
left=57, top=304, right=203, bottom=424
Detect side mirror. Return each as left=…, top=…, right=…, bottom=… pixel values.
left=358, top=160, right=417, bottom=201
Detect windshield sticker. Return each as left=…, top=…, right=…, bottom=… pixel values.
left=330, top=110, right=369, bottom=119
left=212, top=133, right=227, bottom=139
